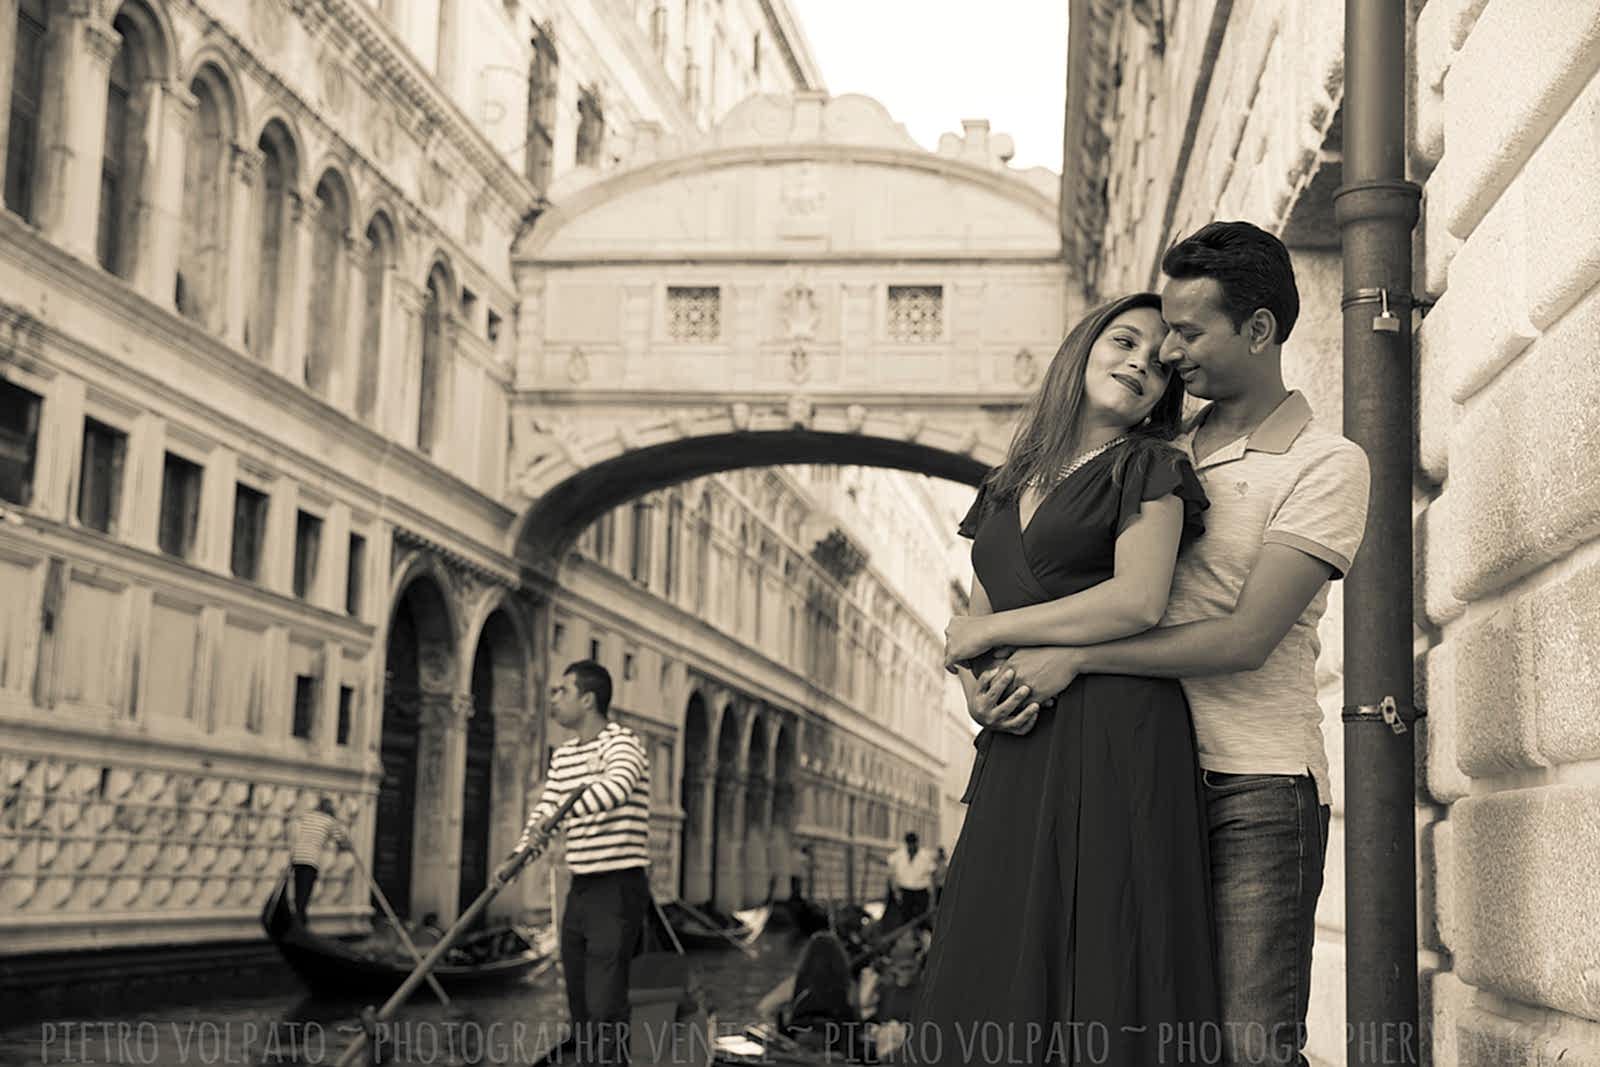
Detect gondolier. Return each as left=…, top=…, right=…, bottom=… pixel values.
left=511, top=659, right=650, bottom=1067
left=884, top=832, right=935, bottom=931
left=289, top=797, right=348, bottom=923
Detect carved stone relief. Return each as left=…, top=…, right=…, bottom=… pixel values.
left=252, top=0, right=288, bottom=53
left=1014, top=348, right=1038, bottom=386
left=781, top=282, right=818, bottom=340
left=566, top=347, right=590, bottom=384
left=371, top=109, right=397, bottom=164
left=320, top=54, right=349, bottom=118
left=0, top=756, right=362, bottom=914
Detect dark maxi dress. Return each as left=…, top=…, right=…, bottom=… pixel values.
left=912, top=443, right=1219, bottom=1067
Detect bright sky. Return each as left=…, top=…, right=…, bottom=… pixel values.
left=789, top=0, right=1069, bottom=173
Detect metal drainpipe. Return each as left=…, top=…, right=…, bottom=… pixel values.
left=1333, top=1, right=1422, bottom=1064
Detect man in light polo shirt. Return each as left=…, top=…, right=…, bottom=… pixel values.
left=975, top=221, right=1371, bottom=1067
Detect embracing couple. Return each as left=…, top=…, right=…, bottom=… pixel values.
left=913, top=222, right=1371, bottom=1067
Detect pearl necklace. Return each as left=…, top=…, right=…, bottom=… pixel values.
left=1037, top=434, right=1130, bottom=489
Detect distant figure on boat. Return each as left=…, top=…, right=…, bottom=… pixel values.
left=884, top=831, right=935, bottom=931
left=508, top=659, right=650, bottom=1067
left=792, top=842, right=813, bottom=901
left=289, top=797, right=348, bottom=923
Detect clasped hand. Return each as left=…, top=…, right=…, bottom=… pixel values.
left=966, top=647, right=1085, bottom=736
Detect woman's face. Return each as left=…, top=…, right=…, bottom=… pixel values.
left=1080, top=306, right=1173, bottom=428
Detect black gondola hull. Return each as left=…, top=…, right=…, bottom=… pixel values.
left=260, top=875, right=548, bottom=997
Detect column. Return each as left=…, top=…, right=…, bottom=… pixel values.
left=0, top=0, right=19, bottom=173
left=681, top=767, right=716, bottom=905
left=137, top=80, right=196, bottom=307
left=712, top=771, right=746, bottom=914
left=223, top=144, right=261, bottom=349
left=513, top=270, right=544, bottom=386
left=431, top=312, right=462, bottom=468
left=337, top=231, right=366, bottom=413
left=389, top=281, right=424, bottom=444
left=433, top=0, right=458, bottom=99
left=278, top=188, right=316, bottom=384
left=411, top=691, right=470, bottom=922
left=743, top=776, right=772, bottom=907
left=198, top=448, right=239, bottom=574
left=770, top=782, right=795, bottom=899
left=36, top=5, right=120, bottom=259
left=123, top=412, right=163, bottom=553
left=490, top=703, right=537, bottom=921
left=264, top=476, right=298, bottom=597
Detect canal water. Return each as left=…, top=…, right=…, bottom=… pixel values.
left=0, top=936, right=808, bottom=1067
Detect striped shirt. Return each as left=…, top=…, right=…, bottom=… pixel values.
left=525, top=721, right=651, bottom=876
left=291, top=811, right=344, bottom=867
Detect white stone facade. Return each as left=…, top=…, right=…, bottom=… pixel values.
left=1070, top=0, right=1600, bottom=1062
left=0, top=0, right=997, bottom=968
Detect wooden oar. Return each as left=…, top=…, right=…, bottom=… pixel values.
left=650, top=894, right=686, bottom=955
left=334, top=788, right=585, bottom=1067
left=344, top=843, right=452, bottom=1008
left=670, top=897, right=759, bottom=958
left=848, top=905, right=938, bottom=968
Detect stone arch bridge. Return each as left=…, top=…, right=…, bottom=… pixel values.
left=507, top=92, right=1076, bottom=567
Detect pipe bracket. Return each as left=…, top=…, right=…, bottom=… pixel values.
left=1342, top=695, right=1423, bottom=734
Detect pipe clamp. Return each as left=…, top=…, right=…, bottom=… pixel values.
left=1342, top=695, right=1423, bottom=735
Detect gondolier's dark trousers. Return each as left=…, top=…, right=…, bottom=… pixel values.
left=561, top=865, right=650, bottom=1055
left=292, top=863, right=319, bottom=918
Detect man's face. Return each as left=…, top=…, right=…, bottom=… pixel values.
left=1158, top=276, right=1256, bottom=400
left=548, top=673, right=586, bottom=729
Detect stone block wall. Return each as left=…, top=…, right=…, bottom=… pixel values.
left=1080, top=0, right=1600, bottom=1061
left=1410, top=1, right=1600, bottom=1062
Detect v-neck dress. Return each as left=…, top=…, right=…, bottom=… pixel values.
left=913, top=443, right=1219, bottom=1066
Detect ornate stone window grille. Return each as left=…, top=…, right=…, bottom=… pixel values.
left=886, top=285, right=943, bottom=343
left=667, top=286, right=721, bottom=342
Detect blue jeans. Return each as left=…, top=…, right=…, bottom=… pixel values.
left=1204, top=771, right=1331, bottom=1067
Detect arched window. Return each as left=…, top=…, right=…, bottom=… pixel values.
left=418, top=264, right=450, bottom=454
left=177, top=70, right=229, bottom=327
left=250, top=123, right=296, bottom=361
left=695, top=495, right=712, bottom=611
left=98, top=17, right=144, bottom=276
left=663, top=496, right=682, bottom=600
left=305, top=172, right=350, bottom=396
left=357, top=214, right=394, bottom=421
left=4, top=0, right=49, bottom=221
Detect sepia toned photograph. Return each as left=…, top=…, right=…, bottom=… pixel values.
left=0, top=0, right=1595, bottom=1063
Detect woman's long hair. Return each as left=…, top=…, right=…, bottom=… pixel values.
left=985, top=292, right=1186, bottom=509
left=787, top=932, right=855, bottom=1027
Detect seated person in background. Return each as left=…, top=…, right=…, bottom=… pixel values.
left=757, top=933, right=875, bottom=1060
left=864, top=932, right=924, bottom=1024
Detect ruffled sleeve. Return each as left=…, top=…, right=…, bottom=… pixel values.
left=957, top=477, right=996, bottom=540
left=1116, top=445, right=1209, bottom=544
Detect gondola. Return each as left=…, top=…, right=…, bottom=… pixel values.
left=260, top=874, right=551, bottom=997
left=655, top=899, right=771, bottom=951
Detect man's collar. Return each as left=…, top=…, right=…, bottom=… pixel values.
left=1184, top=391, right=1313, bottom=456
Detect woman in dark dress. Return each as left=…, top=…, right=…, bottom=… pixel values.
left=912, top=293, right=1218, bottom=1066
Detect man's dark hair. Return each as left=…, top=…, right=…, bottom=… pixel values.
left=564, top=659, right=613, bottom=716
left=905, top=831, right=919, bottom=846
left=1161, top=220, right=1300, bottom=343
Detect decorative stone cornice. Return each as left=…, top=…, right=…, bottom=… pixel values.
left=315, top=0, right=537, bottom=220
left=392, top=525, right=514, bottom=591
left=1060, top=0, right=1124, bottom=285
